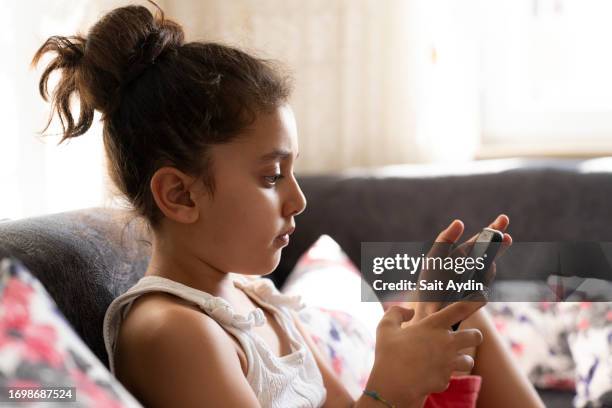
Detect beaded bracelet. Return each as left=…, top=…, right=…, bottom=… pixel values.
left=362, top=389, right=396, bottom=408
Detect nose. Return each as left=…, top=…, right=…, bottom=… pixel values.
left=283, top=174, right=307, bottom=217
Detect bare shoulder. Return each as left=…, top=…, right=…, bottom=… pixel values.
left=115, top=293, right=259, bottom=408
left=116, top=292, right=213, bottom=350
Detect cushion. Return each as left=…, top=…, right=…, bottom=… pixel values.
left=282, top=235, right=383, bottom=398
left=296, top=306, right=375, bottom=398
left=282, top=234, right=384, bottom=337
left=487, top=301, right=612, bottom=407
left=0, top=257, right=142, bottom=407
left=561, top=302, right=612, bottom=408
left=486, top=302, right=576, bottom=390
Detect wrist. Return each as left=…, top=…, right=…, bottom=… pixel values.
left=364, top=363, right=423, bottom=408
left=355, top=391, right=425, bottom=408
left=363, top=389, right=404, bottom=408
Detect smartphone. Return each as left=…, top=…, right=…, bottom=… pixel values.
left=451, top=227, right=503, bottom=330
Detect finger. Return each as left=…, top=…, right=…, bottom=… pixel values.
left=452, top=328, right=483, bottom=350
left=464, top=214, right=510, bottom=245
left=450, top=354, right=475, bottom=373
left=435, top=219, right=464, bottom=244
left=425, top=301, right=486, bottom=329
left=496, top=233, right=513, bottom=259
left=379, top=305, right=415, bottom=329
left=486, top=214, right=510, bottom=259
left=429, top=220, right=465, bottom=258
left=489, top=214, right=509, bottom=232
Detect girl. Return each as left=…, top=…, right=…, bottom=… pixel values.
left=33, top=2, right=544, bottom=407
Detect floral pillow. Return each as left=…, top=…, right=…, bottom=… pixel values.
left=487, top=301, right=612, bottom=408
left=282, top=234, right=383, bottom=338
left=282, top=235, right=383, bottom=398
left=0, top=257, right=142, bottom=407
left=297, top=306, right=376, bottom=398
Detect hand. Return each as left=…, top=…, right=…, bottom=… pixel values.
left=365, top=302, right=485, bottom=406
left=382, top=214, right=512, bottom=321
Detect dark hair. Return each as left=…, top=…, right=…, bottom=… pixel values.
left=32, top=1, right=292, bottom=228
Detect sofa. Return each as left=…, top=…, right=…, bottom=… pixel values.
left=1, top=157, right=611, bottom=407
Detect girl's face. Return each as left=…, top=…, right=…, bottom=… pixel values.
left=191, top=104, right=306, bottom=276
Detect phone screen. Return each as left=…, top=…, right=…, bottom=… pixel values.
left=468, top=228, right=504, bottom=280
left=450, top=227, right=503, bottom=330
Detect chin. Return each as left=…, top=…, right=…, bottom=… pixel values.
left=261, top=253, right=282, bottom=276
left=239, top=255, right=281, bottom=277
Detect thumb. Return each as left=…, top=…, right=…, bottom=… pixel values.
left=378, top=305, right=415, bottom=329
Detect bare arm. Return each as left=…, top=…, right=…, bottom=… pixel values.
left=116, top=304, right=261, bottom=408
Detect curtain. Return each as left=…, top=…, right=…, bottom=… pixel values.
left=0, top=0, right=128, bottom=220
left=164, top=0, right=427, bottom=174
left=1, top=0, right=481, bottom=220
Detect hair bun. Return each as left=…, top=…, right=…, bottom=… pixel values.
left=123, top=18, right=184, bottom=87
left=31, top=2, right=185, bottom=140
left=77, top=3, right=184, bottom=113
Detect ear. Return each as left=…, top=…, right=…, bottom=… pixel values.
left=150, top=167, right=201, bottom=224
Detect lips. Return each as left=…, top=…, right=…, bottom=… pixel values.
left=275, top=226, right=295, bottom=246
left=278, top=226, right=295, bottom=238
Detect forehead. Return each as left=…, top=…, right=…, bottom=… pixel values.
left=237, top=104, right=299, bottom=160
left=207, top=104, right=298, bottom=170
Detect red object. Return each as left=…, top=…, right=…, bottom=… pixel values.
left=425, top=375, right=482, bottom=408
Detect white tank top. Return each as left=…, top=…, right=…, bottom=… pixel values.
left=103, top=275, right=327, bottom=408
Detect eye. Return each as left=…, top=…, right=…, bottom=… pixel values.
left=264, top=174, right=284, bottom=185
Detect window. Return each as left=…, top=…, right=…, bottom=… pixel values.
left=480, top=0, right=612, bottom=156
left=0, top=1, right=109, bottom=220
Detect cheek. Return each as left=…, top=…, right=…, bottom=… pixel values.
left=213, top=186, right=280, bottom=239
left=250, top=188, right=281, bottom=213
left=205, top=188, right=283, bottom=274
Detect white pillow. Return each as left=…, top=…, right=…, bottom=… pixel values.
left=282, top=234, right=384, bottom=337
left=281, top=235, right=384, bottom=398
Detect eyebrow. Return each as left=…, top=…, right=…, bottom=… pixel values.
left=258, top=149, right=299, bottom=163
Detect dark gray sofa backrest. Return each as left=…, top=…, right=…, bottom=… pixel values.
left=1, top=159, right=611, bottom=367
left=278, top=160, right=612, bottom=285
left=0, top=209, right=151, bottom=367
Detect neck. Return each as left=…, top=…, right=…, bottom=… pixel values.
left=145, top=232, right=237, bottom=298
